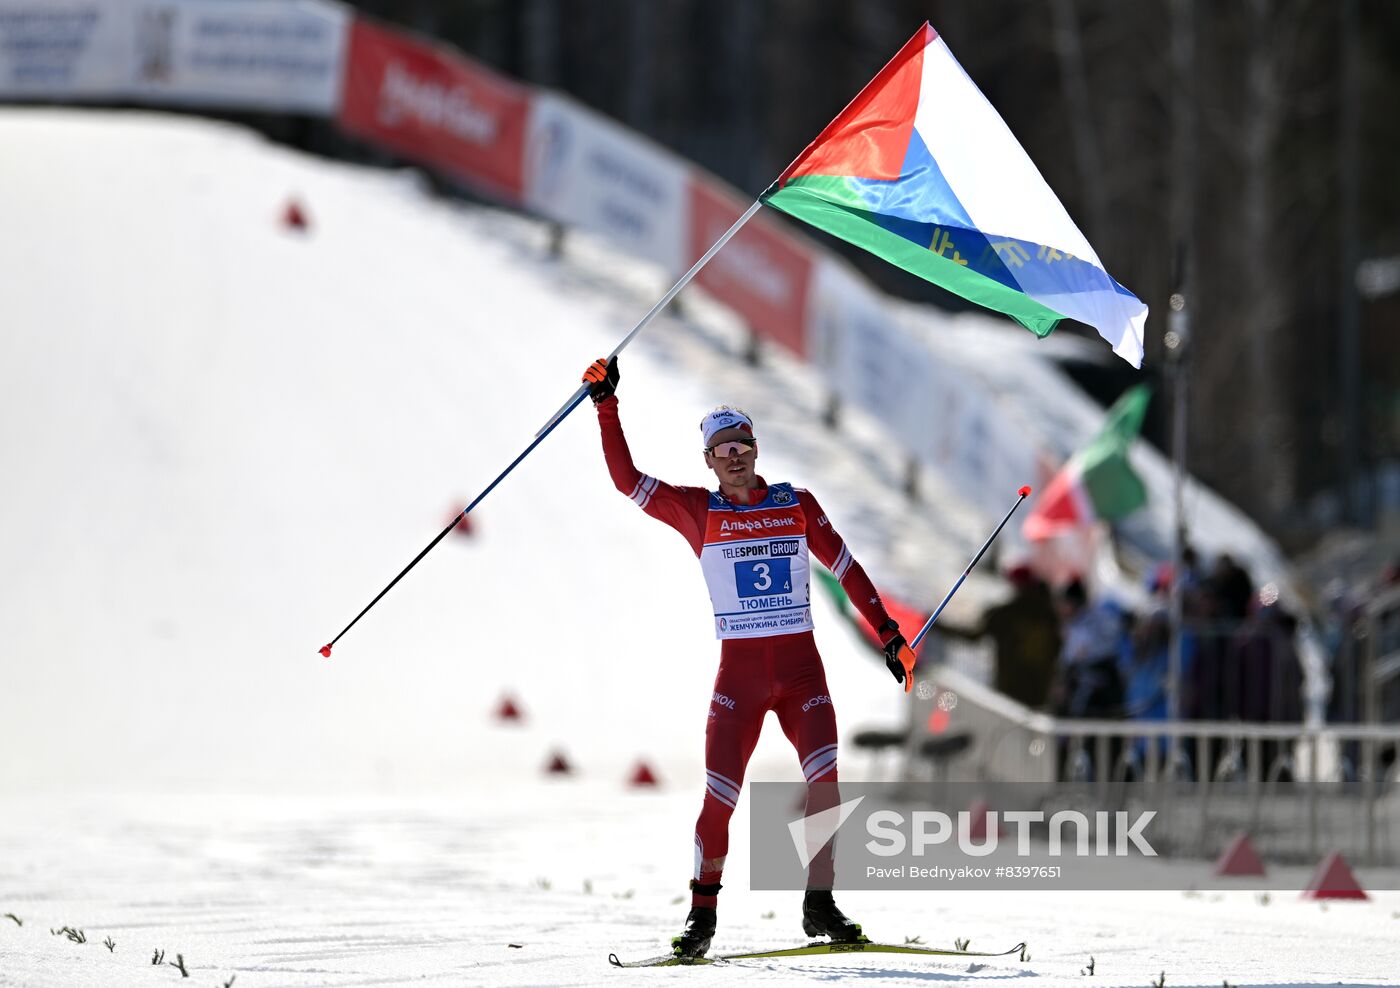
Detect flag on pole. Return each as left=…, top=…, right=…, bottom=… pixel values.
left=762, top=23, right=1147, bottom=367
left=1023, top=384, right=1151, bottom=539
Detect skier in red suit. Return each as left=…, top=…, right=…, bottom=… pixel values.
left=582, top=357, right=917, bottom=959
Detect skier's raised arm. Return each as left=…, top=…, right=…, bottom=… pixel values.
left=583, top=357, right=709, bottom=555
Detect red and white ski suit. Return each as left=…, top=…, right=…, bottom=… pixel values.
left=595, top=396, right=895, bottom=896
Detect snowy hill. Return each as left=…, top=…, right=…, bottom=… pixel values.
left=0, top=107, right=1307, bottom=794
left=0, top=107, right=931, bottom=794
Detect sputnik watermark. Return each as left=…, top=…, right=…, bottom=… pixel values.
left=788, top=803, right=1156, bottom=864
left=862, top=809, right=1157, bottom=857
left=756, top=783, right=1400, bottom=890
left=787, top=796, right=865, bottom=868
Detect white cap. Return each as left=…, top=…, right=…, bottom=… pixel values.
left=699, top=405, right=754, bottom=446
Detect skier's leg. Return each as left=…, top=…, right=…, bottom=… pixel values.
left=692, top=640, right=770, bottom=906
left=772, top=634, right=840, bottom=890
left=773, top=635, right=864, bottom=941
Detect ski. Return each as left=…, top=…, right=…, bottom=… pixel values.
left=608, top=939, right=1027, bottom=968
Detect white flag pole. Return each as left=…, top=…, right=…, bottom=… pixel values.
left=534, top=196, right=767, bottom=436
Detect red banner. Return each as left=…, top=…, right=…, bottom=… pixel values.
left=687, top=179, right=812, bottom=357
left=338, top=19, right=529, bottom=202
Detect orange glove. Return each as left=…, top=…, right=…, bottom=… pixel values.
left=878, top=621, right=918, bottom=694
left=582, top=356, right=619, bottom=404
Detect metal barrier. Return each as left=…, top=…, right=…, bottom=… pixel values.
left=890, top=662, right=1400, bottom=865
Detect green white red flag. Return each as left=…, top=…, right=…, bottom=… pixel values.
left=1023, top=384, right=1151, bottom=540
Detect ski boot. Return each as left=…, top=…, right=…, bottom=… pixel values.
left=801, top=889, right=867, bottom=942
left=670, top=906, right=716, bottom=960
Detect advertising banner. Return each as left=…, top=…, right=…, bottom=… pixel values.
left=0, top=2, right=131, bottom=97
left=525, top=91, right=689, bottom=274
left=807, top=258, right=920, bottom=438
left=687, top=179, right=812, bottom=358
left=128, top=0, right=349, bottom=114
left=808, top=258, right=1041, bottom=505
left=338, top=17, right=529, bottom=202
left=911, top=347, right=1042, bottom=508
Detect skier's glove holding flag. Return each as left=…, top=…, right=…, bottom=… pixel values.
left=878, top=620, right=918, bottom=694
left=583, top=356, right=620, bottom=404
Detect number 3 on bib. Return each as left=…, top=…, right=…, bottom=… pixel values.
left=735, top=559, right=792, bottom=597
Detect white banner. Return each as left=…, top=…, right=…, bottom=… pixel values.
left=912, top=359, right=1040, bottom=506
left=809, top=257, right=1041, bottom=507
left=129, top=0, right=349, bottom=114
left=0, top=0, right=348, bottom=115
left=808, top=258, right=922, bottom=439
left=525, top=91, right=689, bottom=274
left=0, top=3, right=130, bottom=97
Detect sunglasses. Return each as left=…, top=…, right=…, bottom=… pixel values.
left=705, top=437, right=756, bottom=457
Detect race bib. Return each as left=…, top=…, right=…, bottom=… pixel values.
left=699, top=489, right=813, bottom=639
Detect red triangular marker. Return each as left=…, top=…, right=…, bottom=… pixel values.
left=495, top=695, right=523, bottom=722
left=1302, top=852, right=1368, bottom=900
left=628, top=761, right=659, bottom=787
left=1214, top=832, right=1267, bottom=876
left=544, top=750, right=572, bottom=775
left=282, top=199, right=309, bottom=232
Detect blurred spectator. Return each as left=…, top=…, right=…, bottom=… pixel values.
left=1324, top=556, right=1400, bottom=780
left=1181, top=544, right=1203, bottom=589
left=1150, top=545, right=1204, bottom=601
left=1185, top=586, right=1229, bottom=721
left=1322, top=579, right=1365, bottom=778
left=1053, top=579, right=1125, bottom=719
left=938, top=564, right=1062, bottom=709
left=1232, top=600, right=1303, bottom=724
left=1121, top=607, right=1171, bottom=774
left=1188, top=554, right=1259, bottom=723
left=1052, top=579, right=1125, bottom=780
left=1123, top=608, right=1170, bottom=722
left=1210, top=553, right=1254, bottom=622
left=1180, top=557, right=1253, bottom=780
left=1232, top=597, right=1304, bottom=776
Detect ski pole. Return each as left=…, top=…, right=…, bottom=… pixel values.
left=320, top=197, right=770, bottom=658
left=319, top=389, right=592, bottom=658
left=909, top=485, right=1033, bottom=651
left=533, top=196, right=767, bottom=437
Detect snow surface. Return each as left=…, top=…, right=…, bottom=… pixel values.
left=1, top=108, right=1394, bottom=986
left=4, top=788, right=1400, bottom=988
